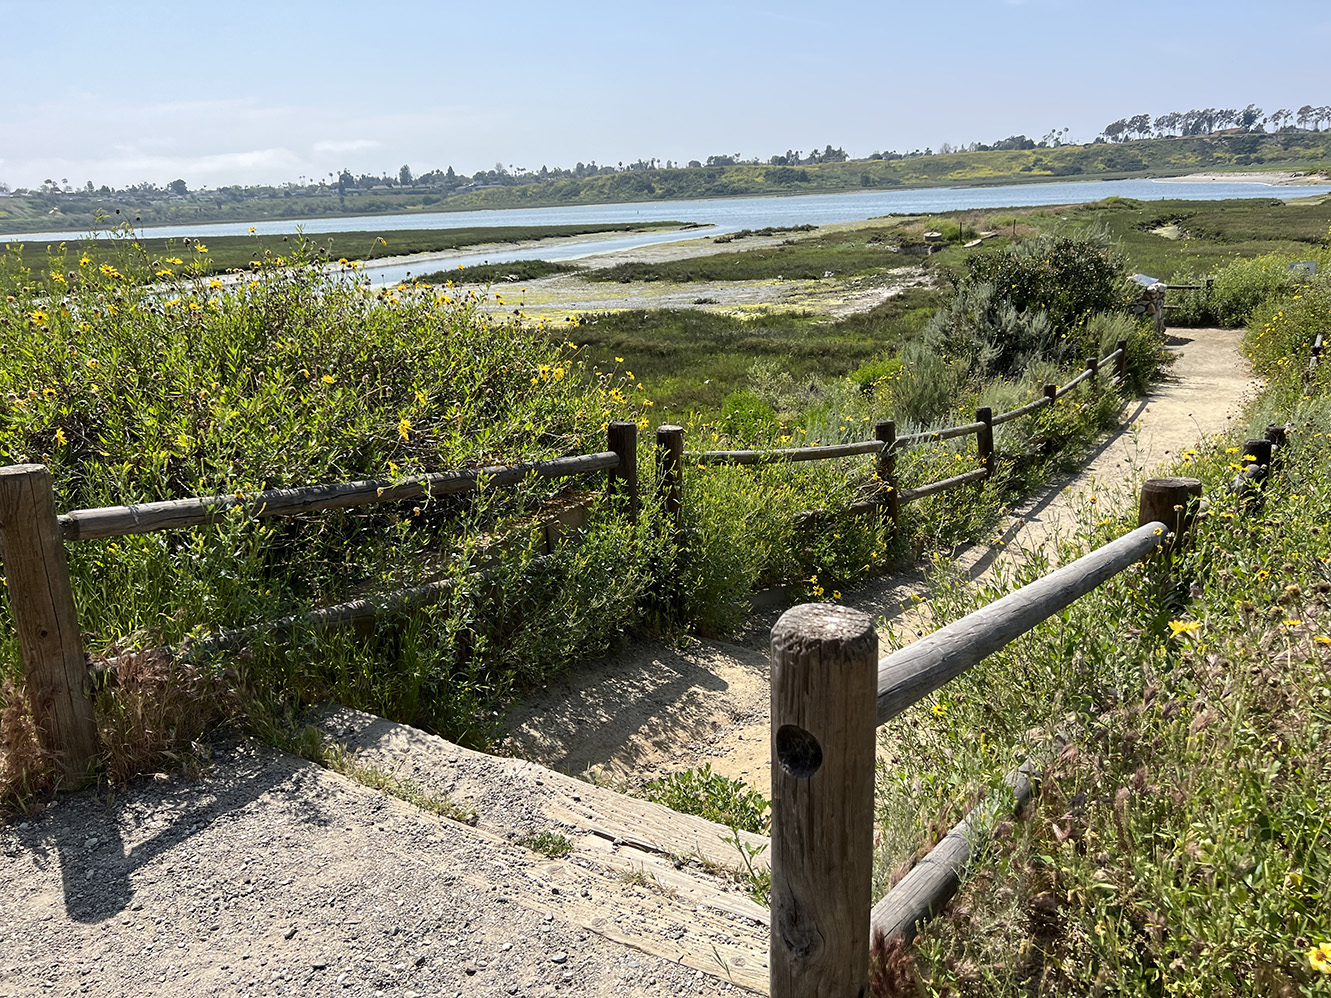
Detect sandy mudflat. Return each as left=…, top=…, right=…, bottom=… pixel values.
left=1158, top=170, right=1329, bottom=186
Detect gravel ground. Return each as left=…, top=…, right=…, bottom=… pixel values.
left=0, top=737, right=752, bottom=998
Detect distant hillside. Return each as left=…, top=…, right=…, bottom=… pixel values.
left=3, top=132, right=1329, bottom=235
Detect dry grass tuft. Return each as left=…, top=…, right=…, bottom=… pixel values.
left=0, top=681, right=54, bottom=813
left=96, top=650, right=229, bottom=786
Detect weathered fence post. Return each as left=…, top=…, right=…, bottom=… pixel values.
left=1116, top=339, right=1129, bottom=382
left=656, top=424, right=684, bottom=533
left=1242, top=437, right=1275, bottom=508
left=1265, top=423, right=1288, bottom=476
left=770, top=604, right=877, bottom=998
left=1138, top=476, right=1203, bottom=555
left=975, top=406, right=995, bottom=479
left=0, top=465, right=99, bottom=779
left=1086, top=356, right=1098, bottom=387
left=1043, top=382, right=1057, bottom=407
left=874, top=419, right=898, bottom=531
left=606, top=421, right=639, bottom=519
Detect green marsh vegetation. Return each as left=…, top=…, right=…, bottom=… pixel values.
left=2, top=221, right=681, bottom=281
left=869, top=243, right=1331, bottom=996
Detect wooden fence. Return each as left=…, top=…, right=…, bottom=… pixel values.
left=765, top=427, right=1297, bottom=995
left=0, top=341, right=1132, bottom=779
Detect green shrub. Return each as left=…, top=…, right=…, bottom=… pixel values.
left=719, top=389, right=776, bottom=442
left=1171, top=254, right=1308, bottom=328
left=641, top=763, right=769, bottom=834
left=1244, top=276, right=1331, bottom=378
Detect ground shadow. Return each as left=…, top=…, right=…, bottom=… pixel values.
left=8, top=740, right=338, bottom=924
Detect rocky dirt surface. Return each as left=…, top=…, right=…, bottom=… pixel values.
left=499, top=327, right=1258, bottom=793
left=0, top=735, right=760, bottom=998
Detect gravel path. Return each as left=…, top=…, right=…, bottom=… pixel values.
left=0, top=736, right=755, bottom=997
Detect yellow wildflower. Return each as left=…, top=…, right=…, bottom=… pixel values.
left=321, top=374, right=336, bottom=384
left=1168, top=620, right=1200, bottom=638
left=54, top=428, right=67, bottom=446
left=397, top=418, right=411, bottom=442
left=1309, top=944, right=1331, bottom=974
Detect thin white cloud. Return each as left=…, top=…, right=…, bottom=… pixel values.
left=313, top=139, right=381, bottom=154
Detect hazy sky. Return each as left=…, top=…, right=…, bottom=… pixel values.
left=2, top=0, right=1327, bottom=190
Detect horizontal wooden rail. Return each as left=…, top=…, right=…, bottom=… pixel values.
left=59, top=452, right=620, bottom=541
left=875, top=520, right=1168, bottom=726
left=898, top=467, right=988, bottom=504
left=894, top=420, right=986, bottom=449
left=686, top=439, right=883, bottom=466
left=1054, top=365, right=1095, bottom=398
left=871, top=758, right=1040, bottom=943
left=989, top=395, right=1052, bottom=427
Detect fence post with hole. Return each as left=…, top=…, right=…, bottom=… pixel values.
left=606, top=421, right=639, bottom=519
left=976, top=406, right=995, bottom=479
left=769, top=603, right=877, bottom=998
left=1116, top=338, right=1128, bottom=382
left=875, top=419, right=898, bottom=532
left=0, top=464, right=99, bottom=779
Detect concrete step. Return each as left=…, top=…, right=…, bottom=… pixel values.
left=315, top=706, right=771, bottom=993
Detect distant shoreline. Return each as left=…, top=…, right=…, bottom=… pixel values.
left=1156, top=170, right=1330, bottom=186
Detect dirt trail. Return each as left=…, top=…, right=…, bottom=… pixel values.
left=500, top=327, right=1257, bottom=792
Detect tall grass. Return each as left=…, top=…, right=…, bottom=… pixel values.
left=872, top=267, right=1331, bottom=996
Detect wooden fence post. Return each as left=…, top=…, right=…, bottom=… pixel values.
left=1138, top=476, right=1203, bottom=555
left=874, top=419, right=898, bottom=532
left=606, top=421, right=639, bottom=519
left=1043, top=383, right=1057, bottom=407
left=1243, top=438, right=1274, bottom=507
left=1087, top=356, right=1098, bottom=387
left=1116, top=338, right=1128, bottom=382
left=0, top=465, right=99, bottom=779
left=1265, top=423, right=1288, bottom=475
left=656, top=424, right=684, bottom=533
left=770, top=604, right=877, bottom=998
left=975, top=406, right=995, bottom=479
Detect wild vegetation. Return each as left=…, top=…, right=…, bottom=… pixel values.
left=0, top=219, right=1161, bottom=807
left=1, top=221, right=679, bottom=281
left=865, top=239, right=1331, bottom=995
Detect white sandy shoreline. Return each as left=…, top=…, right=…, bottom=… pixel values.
left=1157, top=170, right=1329, bottom=186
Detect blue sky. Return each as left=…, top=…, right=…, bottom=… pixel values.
left=1, top=0, right=1327, bottom=189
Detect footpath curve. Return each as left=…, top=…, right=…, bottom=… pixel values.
left=499, top=327, right=1257, bottom=789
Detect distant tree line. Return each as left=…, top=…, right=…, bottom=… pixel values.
left=1100, top=103, right=1331, bottom=142
left=4, top=101, right=1328, bottom=199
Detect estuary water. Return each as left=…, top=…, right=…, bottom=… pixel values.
left=5, top=177, right=1328, bottom=287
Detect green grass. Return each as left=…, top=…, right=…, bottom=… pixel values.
left=977, top=195, right=1331, bottom=281
left=868, top=267, right=1331, bottom=995
left=419, top=258, right=582, bottom=285
left=561, top=287, right=939, bottom=419
left=516, top=830, right=574, bottom=858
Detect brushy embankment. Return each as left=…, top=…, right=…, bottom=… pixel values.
left=871, top=262, right=1331, bottom=995
left=0, top=226, right=1163, bottom=807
